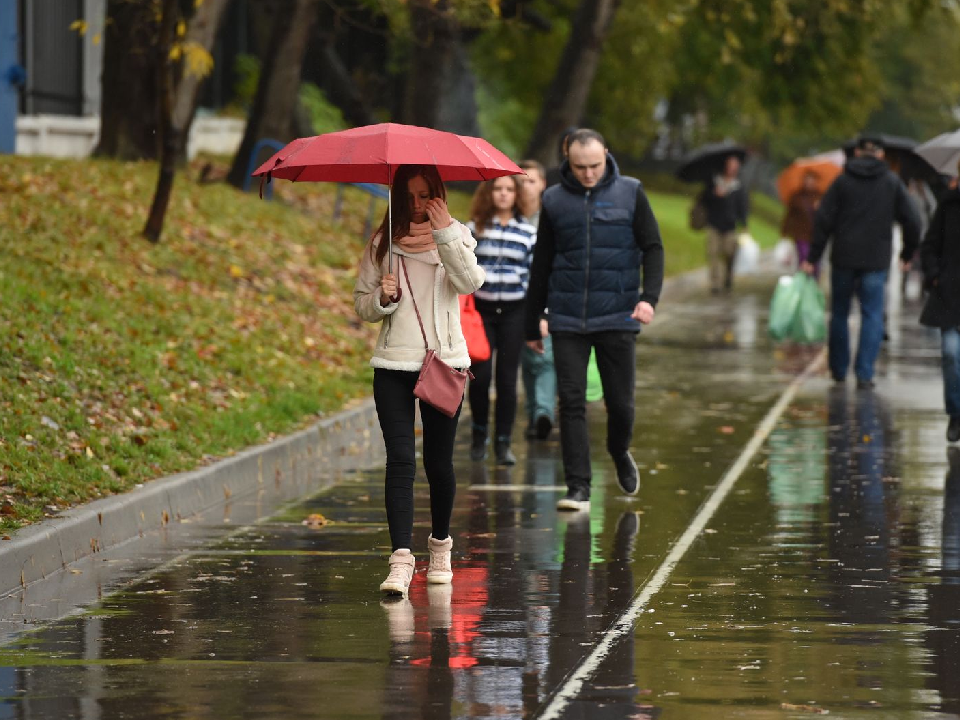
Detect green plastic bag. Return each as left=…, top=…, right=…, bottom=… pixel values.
left=793, top=273, right=826, bottom=343
left=768, top=273, right=826, bottom=344
left=586, top=349, right=603, bottom=402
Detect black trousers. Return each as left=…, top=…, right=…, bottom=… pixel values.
left=551, top=331, right=637, bottom=492
left=469, top=299, right=525, bottom=438
left=373, top=369, right=461, bottom=551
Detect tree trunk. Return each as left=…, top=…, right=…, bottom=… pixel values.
left=318, top=34, right=375, bottom=127
left=143, top=0, right=179, bottom=243
left=523, top=0, right=622, bottom=166
left=94, top=0, right=161, bottom=160
left=400, top=0, right=457, bottom=129
left=172, top=0, right=234, bottom=155
left=227, top=0, right=321, bottom=189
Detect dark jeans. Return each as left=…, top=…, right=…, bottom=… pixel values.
left=552, top=331, right=637, bottom=493
left=469, top=299, right=525, bottom=438
left=943, top=327, right=960, bottom=418
left=829, top=267, right=888, bottom=382
left=373, top=369, right=461, bottom=551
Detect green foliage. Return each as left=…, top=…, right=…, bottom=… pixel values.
left=231, top=53, right=261, bottom=110
left=865, top=4, right=960, bottom=141
left=300, top=83, right=348, bottom=134
left=587, top=0, right=681, bottom=156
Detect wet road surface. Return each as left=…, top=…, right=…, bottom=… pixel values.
left=1, top=276, right=958, bottom=719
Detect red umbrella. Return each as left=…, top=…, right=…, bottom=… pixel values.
left=251, top=123, right=523, bottom=286
left=253, top=122, right=522, bottom=184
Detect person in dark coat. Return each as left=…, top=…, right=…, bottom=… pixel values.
left=802, top=135, right=923, bottom=388
left=702, top=155, right=749, bottom=293
left=919, top=177, right=960, bottom=442
left=525, top=129, right=665, bottom=512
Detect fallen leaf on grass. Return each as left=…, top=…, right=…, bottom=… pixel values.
left=302, top=513, right=328, bottom=529
left=719, top=426, right=735, bottom=434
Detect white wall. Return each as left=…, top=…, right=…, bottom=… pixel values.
left=16, top=115, right=246, bottom=159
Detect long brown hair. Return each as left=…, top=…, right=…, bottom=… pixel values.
left=470, top=176, right=521, bottom=231
left=371, top=165, right=446, bottom=265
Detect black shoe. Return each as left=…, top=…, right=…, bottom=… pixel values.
left=614, top=452, right=639, bottom=496
left=535, top=414, right=553, bottom=440
left=856, top=379, right=875, bottom=390
left=948, top=417, right=960, bottom=443
left=470, top=425, right=488, bottom=461
left=557, top=486, right=590, bottom=511
left=494, top=436, right=516, bottom=466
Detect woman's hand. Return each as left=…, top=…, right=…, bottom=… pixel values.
left=380, top=273, right=398, bottom=305
left=425, top=198, right=452, bottom=230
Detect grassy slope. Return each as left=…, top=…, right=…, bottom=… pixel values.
left=0, top=158, right=780, bottom=529
left=0, top=157, right=379, bottom=529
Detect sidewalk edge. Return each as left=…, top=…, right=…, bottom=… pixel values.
left=0, top=398, right=382, bottom=599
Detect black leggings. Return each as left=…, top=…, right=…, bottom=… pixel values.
left=373, top=369, right=461, bottom=551
left=469, top=299, right=525, bottom=438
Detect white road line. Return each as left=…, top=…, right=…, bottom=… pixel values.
left=536, top=348, right=825, bottom=720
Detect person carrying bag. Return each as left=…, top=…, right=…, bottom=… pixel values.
left=353, top=165, right=485, bottom=596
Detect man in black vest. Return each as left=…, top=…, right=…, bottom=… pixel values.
left=525, top=129, right=665, bottom=511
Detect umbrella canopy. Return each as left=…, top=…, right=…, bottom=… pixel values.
left=252, top=123, right=522, bottom=184
left=842, top=133, right=941, bottom=183
left=777, top=155, right=843, bottom=204
left=915, top=129, right=960, bottom=177
left=676, top=143, right=747, bottom=184
left=250, top=123, right=523, bottom=298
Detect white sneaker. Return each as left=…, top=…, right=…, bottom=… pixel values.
left=380, top=549, right=415, bottom=595
left=427, top=535, right=453, bottom=584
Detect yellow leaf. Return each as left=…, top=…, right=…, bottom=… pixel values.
left=69, top=19, right=89, bottom=36
left=169, top=45, right=182, bottom=61
left=93, top=33, right=101, bottom=45
left=182, top=42, right=214, bottom=78
left=85, top=446, right=94, bottom=458
left=230, top=265, right=244, bottom=278
left=176, top=20, right=186, bottom=38
left=194, top=0, right=205, bottom=6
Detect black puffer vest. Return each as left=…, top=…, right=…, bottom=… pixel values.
left=541, top=155, right=642, bottom=333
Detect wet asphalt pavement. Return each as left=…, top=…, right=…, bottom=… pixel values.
left=1, top=273, right=958, bottom=719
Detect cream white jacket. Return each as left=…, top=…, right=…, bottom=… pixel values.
left=354, top=221, right=486, bottom=371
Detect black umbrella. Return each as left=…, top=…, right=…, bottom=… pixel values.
left=676, top=143, right=747, bottom=184
left=841, top=133, right=939, bottom=183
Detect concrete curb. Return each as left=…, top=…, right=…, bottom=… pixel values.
left=0, top=398, right=383, bottom=600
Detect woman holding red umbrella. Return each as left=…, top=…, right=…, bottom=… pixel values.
left=354, top=164, right=486, bottom=596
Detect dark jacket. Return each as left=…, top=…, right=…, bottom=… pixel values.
left=524, top=154, right=665, bottom=338
left=702, top=177, right=749, bottom=233
left=920, top=186, right=960, bottom=329
left=809, top=156, right=922, bottom=270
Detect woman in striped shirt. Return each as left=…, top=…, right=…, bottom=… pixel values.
left=467, top=176, right=538, bottom=466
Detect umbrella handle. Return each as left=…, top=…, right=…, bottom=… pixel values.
left=390, top=289, right=402, bottom=303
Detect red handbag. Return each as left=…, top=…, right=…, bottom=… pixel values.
left=400, top=257, right=472, bottom=418
left=459, top=293, right=491, bottom=363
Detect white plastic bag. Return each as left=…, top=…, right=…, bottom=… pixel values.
left=734, top=233, right=760, bottom=274
left=773, top=238, right=797, bottom=269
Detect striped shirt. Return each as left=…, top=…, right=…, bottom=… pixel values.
left=468, top=216, right=538, bottom=303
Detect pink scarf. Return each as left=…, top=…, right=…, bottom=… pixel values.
left=394, top=221, right=437, bottom=253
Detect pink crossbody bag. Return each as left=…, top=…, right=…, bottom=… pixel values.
left=399, top=256, right=472, bottom=418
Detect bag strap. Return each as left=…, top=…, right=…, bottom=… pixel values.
left=399, top=256, right=429, bottom=352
